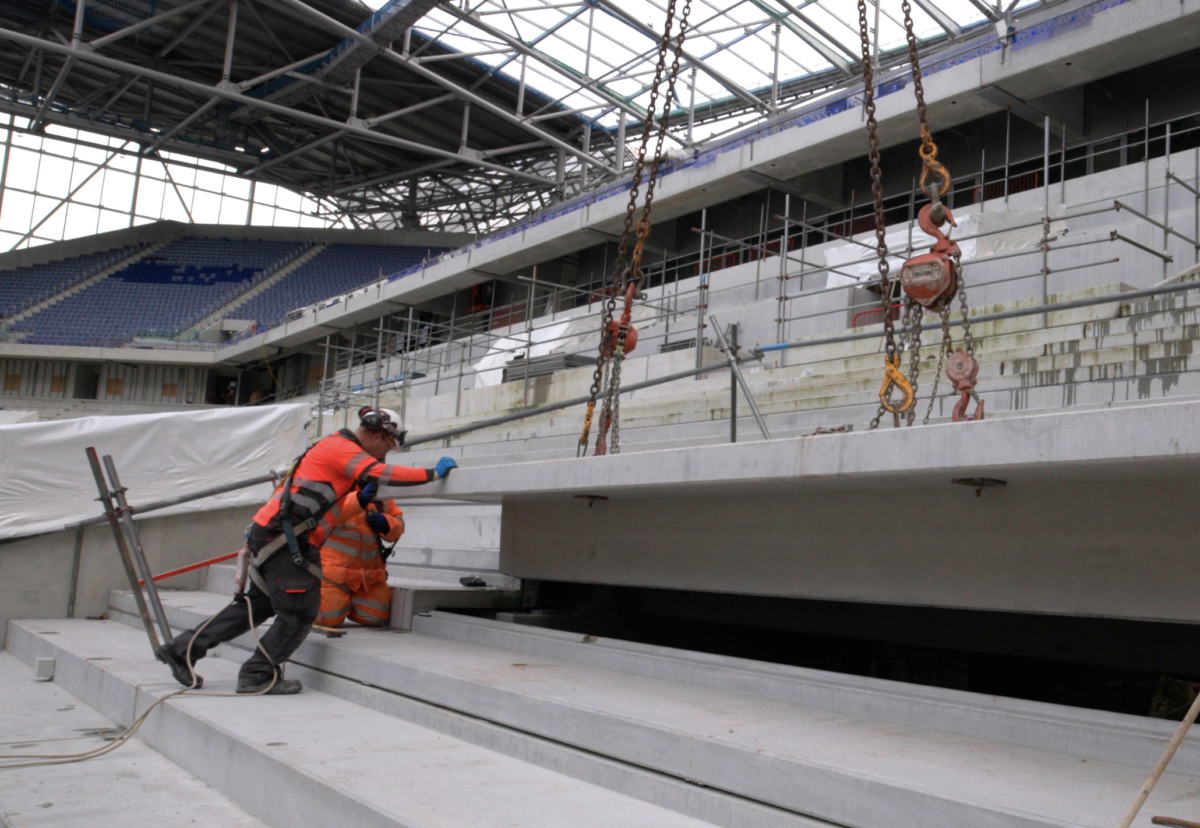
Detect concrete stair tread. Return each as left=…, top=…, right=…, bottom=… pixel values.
left=9, top=620, right=717, bottom=828
left=98, top=590, right=1199, bottom=828
left=0, top=650, right=269, bottom=828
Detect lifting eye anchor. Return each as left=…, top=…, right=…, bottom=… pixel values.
left=878, top=353, right=914, bottom=413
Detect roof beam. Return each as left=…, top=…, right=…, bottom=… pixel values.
left=910, top=0, right=962, bottom=36
left=0, top=27, right=555, bottom=186
left=88, top=0, right=215, bottom=50
left=595, top=0, right=771, bottom=114
left=264, top=0, right=617, bottom=174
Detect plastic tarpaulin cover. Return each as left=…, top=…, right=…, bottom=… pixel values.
left=0, top=404, right=310, bottom=540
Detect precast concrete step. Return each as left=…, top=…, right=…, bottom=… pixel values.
left=385, top=563, right=519, bottom=590
left=83, top=592, right=1200, bottom=828
left=415, top=611, right=1200, bottom=775
left=98, top=594, right=825, bottom=828
left=391, top=505, right=502, bottom=551
left=386, top=544, right=504, bottom=571
left=6, top=619, right=723, bottom=828
left=0, top=651, right=269, bottom=828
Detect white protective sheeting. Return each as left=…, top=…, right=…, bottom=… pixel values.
left=0, top=404, right=310, bottom=540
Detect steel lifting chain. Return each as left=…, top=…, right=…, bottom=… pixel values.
left=901, top=0, right=950, bottom=204
left=583, top=0, right=691, bottom=456
left=899, top=0, right=982, bottom=425
left=859, top=0, right=911, bottom=430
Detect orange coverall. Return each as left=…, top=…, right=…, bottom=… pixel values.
left=314, top=494, right=404, bottom=627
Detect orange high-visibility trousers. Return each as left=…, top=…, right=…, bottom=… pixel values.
left=314, top=578, right=391, bottom=627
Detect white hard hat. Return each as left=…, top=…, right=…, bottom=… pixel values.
left=359, top=407, right=406, bottom=444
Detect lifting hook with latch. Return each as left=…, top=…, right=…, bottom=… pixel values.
left=946, top=347, right=984, bottom=422
left=878, top=352, right=914, bottom=414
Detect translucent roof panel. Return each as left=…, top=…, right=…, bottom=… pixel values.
left=359, top=0, right=1042, bottom=142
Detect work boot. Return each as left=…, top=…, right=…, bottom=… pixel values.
left=236, top=675, right=303, bottom=695
left=154, top=643, right=203, bottom=689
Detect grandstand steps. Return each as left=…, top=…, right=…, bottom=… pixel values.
left=11, top=586, right=1198, bottom=828
left=7, top=242, right=163, bottom=324
left=389, top=286, right=1200, bottom=469
left=0, top=651, right=269, bottom=828
left=188, top=242, right=327, bottom=334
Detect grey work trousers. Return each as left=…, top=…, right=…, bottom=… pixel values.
left=164, top=523, right=320, bottom=685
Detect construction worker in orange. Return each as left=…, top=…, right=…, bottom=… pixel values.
left=313, top=492, right=405, bottom=630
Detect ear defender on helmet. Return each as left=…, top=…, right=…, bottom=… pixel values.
left=359, top=407, right=405, bottom=445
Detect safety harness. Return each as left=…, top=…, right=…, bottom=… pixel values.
left=246, top=443, right=351, bottom=596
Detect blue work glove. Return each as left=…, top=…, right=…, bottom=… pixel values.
left=434, top=457, right=458, bottom=480
left=357, top=482, right=378, bottom=508
left=365, top=510, right=390, bottom=534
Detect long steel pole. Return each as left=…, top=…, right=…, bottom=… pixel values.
left=85, top=448, right=160, bottom=651
left=711, top=314, right=770, bottom=440
left=103, top=455, right=174, bottom=645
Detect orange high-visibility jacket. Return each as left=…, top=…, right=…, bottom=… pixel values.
left=319, top=496, right=404, bottom=592
left=252, top=428, right=428, bottom=547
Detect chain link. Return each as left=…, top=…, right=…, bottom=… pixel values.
left=859, top=0, right=911, bottom=431
left=922, top=306, right=950, bottom=425
left=579, top=0, right=689, bottom=455
left=905, top=299, right=923, bottom=426
left=592, top=0, right=691, bottom=455
left=901, top=0, right=950, bottom=200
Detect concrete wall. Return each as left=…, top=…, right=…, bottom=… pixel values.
left=0, top=505, right=256, bottom=645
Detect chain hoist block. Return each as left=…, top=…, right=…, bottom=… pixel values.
left=601, top=321, right=638, bottom=357
left=900, top=203, right=961, bottom=310
left=945, top=347, right=978, bottom=391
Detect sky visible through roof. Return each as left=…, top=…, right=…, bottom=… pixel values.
left=362, top=0, right=1025, bottom=143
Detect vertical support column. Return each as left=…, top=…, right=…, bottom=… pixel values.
left=72, top=0, right=86, bottom=46
left=127, top=152, right=142, bottom=228
left=777, top=193, right=789, bottom=344
left=979, top=149, right=985, bottom=213
left=617, top=111, right=626, bottom=172
left=555, top=148, right=566, bottom=200
left=460, top=101, right=471, bottom=150
left=581, top=127, right=591, bottom=190
left=523, top=267, right=536, bottom=407
left=584, top=6, right=595, bottom=80
left=0, top=114, right=14, bottom=222
left=86, top=448, right=159, bottom=651
left=1163, top=123, right=1172, bottom=280
left=1003, top=106, right=1011, bottom=206
left=1060, top=127, right=1067, bottom=204
left=729, top=322, right=738, bottom=443
left=770, top=23, right=781, bottom=110
left=373, top=317, right=384, bottom=409
left=317, top=334, right=330, bottom=436
left=402, top=307, right=414, bottom=426
left=349, top=68, right=362, bottom=122
left=245, top=178, right=255, bottom=225
left=343, top=332, right=355, bottom=429
left=695, top=208, right=709, bottom=371
left=1143, top=99, right=1151, bottom=209
left=687, top=68, right=696, bottom=145
left=516, top=55, right=527, bottom=116
left=222, top=0, right=238, bottom=83
left=1042, top=116, right=1051, bottom=328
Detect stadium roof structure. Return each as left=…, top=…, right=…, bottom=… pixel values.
left=0, top=0, right=1044, bottom=233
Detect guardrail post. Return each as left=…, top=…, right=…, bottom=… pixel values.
left=85, top=447, right=160, bottom=652
left=102, top=455, right=174, bottom=645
